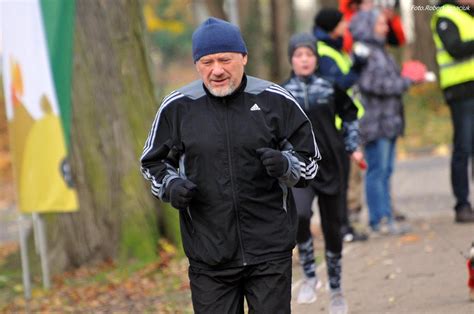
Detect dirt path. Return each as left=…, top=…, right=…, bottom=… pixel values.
left=292, top=156, right=474, bottom=314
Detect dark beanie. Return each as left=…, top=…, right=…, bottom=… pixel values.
left=314, top=8, right=343, bottom=33
left=192, top=17, right=247, bottom=62
left=288, top=33, right=318, bottom=61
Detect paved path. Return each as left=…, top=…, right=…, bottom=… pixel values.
left=292, top=156, right=474, bottom=314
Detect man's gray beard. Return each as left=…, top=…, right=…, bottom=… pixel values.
left=207, top=82, right=236, bottom=97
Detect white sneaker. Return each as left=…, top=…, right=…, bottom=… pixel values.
left=343, top=232, right=354, bottom=242
left=329, top=291, right=348, bottom=314
left=296, top=277, right=322, bottom=304
left=380, top=221, right=411, bottom=236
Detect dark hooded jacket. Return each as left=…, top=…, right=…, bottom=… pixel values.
left=350, top=10, right=412, bottom=144
left=313, top=27, right=363, bottom=90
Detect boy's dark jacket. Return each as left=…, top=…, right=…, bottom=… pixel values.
left=283, top=73, right=358, bottom=195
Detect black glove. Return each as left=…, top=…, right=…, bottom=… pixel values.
left=167, top=178, right=197, bottom=210
left=256, top=147, right=289, bottom=178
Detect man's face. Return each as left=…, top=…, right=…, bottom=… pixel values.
left=195, top=52, right=247, bottom=97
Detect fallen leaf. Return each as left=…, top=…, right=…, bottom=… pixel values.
left=399, top=234, right=420, bottom=244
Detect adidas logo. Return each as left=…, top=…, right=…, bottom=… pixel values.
left=250, top=103, right=261, bottom=111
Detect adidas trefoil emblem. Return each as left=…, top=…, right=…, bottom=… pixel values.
left=250, top=103, right=261, bottom=111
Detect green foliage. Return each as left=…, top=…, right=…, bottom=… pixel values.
left=143, top=0, right=194, bottom=64
left=399, top=83, right=452, bottom=155
left=0, top=252, right=23, bottom=306
left=160, top=203, right=183, bottom=253
left=119, top=208, right=159, bottom=263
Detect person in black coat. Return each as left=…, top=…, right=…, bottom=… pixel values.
left=283, top=33, right=362, bottom=313
left=141, top=18, right=320, bottom=314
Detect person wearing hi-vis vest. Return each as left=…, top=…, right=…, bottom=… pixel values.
left=313, top=8, right=368, bottom=242
left=431, top=0, right=474, bottom=223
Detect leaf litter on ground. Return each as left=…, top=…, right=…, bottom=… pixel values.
left=1, top=239, right=192, bottom=313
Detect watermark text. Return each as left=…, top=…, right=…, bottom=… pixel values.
left=411, top=4, right=470, bottom=11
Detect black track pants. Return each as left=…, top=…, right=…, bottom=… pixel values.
left=292, top=186, right=344, bottom=254
left=188, top=257, right=292, bottom=314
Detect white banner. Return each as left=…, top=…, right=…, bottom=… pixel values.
left=1, top=0, right=77, bottom=212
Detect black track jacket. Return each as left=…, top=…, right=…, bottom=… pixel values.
left=141, top=75, right=320, bottom=269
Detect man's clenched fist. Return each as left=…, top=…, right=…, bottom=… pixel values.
left=256, top=147, right=289, bottom=178
left=167, top=178, right=197, bottom=210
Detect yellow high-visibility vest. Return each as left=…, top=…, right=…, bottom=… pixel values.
left=317, top=41, right=364, bottom=129
left=431, top=4, right=474, bottom=89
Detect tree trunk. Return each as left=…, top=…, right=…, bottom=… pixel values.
left=270, top=0, right=294, bottom=82
left=411, top=0, right=437, bottom=72
left=238, top=0, right=266, bottom=78
left=204, top=0, right=227, bottom=20
left=47, top=0, right=161, bottom=271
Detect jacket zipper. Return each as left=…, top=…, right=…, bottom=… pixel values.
left=302, top=80, right=310, bottom=111
left=223, top=98, right=247, bottom=266
left=178, top=154, right=195, bottom=232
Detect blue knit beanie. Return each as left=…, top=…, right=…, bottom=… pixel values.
left=192, top=17, right=247, bottom=63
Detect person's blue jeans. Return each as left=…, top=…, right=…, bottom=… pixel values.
left=364, top=137, right=396, bottom=230
left=448, top=96, right=474, bottom=211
